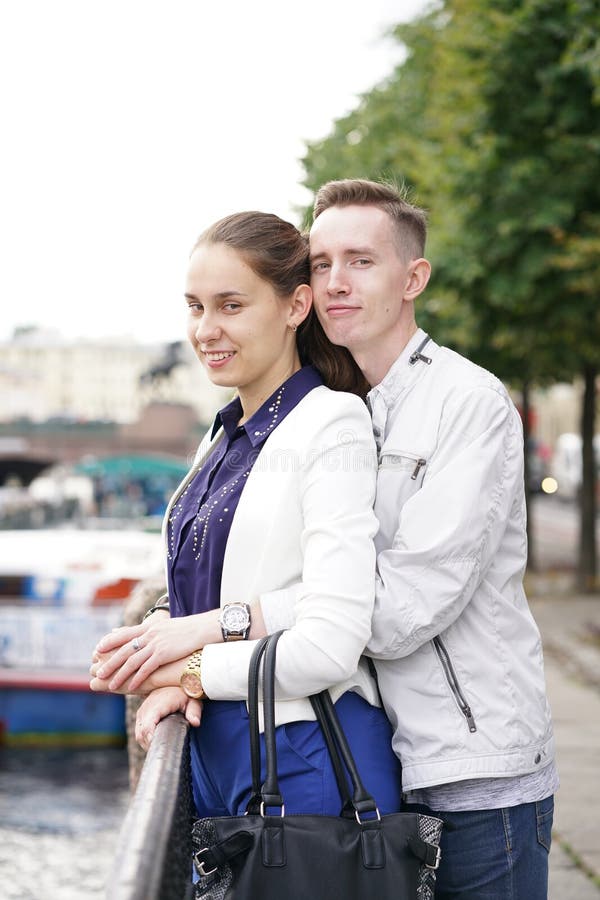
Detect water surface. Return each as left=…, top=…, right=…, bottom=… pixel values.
left=0, top=746, right=130, bottom=899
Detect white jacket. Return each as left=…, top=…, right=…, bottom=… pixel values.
left=163, top=384, right=381, bottom=727
left=363, top=330, right=555, bottom=790
left=261, top=331, right=555, bottom=790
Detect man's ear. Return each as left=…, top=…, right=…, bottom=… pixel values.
left=405, top=259, right=431, bottom=301
left=290, top=284, right=313, bottom=328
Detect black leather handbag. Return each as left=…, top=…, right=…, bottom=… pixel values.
left=192, top=632, right=443, bottom=900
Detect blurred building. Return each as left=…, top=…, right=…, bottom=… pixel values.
left=532, top=383, right=582, bottom=448
left=0, top=328, right=228, bottom=425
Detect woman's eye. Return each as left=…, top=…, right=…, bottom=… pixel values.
left=223, top=302, right=241, bottom=312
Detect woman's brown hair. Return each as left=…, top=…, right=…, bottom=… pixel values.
left=194, top=211, right=369, bottom=397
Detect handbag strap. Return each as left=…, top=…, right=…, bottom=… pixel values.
left=309, top=692, right=354, bottom=812
left=247, top=635, right=271, bottom=812
left=311, top=690, right=379, bottom=819
left=260, top=630, right=285, bottom=810
left=254, top=632, right=379, bottom=819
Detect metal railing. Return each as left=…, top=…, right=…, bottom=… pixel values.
left=106, top=713, right=194, bottom=900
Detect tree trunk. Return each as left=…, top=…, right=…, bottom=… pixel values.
left=577, top=364, right=598, bottom=592
left=521, top=380, right=537, bottom=572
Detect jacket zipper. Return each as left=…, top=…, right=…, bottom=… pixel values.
left=433, top=637, right=477, bottom=733
left=379, top=452, right=427, bottom=478
left=411, top=458, right=426, bottom=480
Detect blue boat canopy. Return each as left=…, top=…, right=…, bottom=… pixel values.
left=74, top=454, right=188, bottom=479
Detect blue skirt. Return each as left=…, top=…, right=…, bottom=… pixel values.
left=190, top=691, right=403, bottom=818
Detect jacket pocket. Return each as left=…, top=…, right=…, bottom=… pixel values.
left=279, top=721, right=327, bottom=773
left=378, top=450, right=427, bottom=481
left=433, top=637, right=477, bottom=733
left=376, top=451, right=427, bottom=513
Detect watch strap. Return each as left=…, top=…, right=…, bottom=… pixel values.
left=142, top=597, right=171, bottom=622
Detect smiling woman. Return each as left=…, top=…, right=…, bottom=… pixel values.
left=185, top=241, right=309, bottom=417
left=89, top=208, right=403, bottom=891
left=186, top=212, right=368, bottom=406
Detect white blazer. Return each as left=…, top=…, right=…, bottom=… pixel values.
left=163, top=384, right=380, bottom=726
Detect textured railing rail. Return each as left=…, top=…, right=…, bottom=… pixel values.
left=106, top=713, right=194, bottom=900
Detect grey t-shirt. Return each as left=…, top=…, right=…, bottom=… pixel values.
left=404, top=760, right=559, bottom=811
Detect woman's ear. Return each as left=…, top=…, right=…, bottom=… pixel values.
left=289, top=284, right=313, bottom=329
left=405, top=259, right=431, bottom=301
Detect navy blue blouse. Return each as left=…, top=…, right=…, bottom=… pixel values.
left=167, top=366, right=323, bottom=617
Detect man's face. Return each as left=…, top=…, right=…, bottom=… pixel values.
left=309, top=204, right=414, bottom=361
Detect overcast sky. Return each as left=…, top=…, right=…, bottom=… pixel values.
left=1, top=0, right=429, bottom=344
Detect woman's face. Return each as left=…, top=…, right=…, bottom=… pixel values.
left=185, top=242, right=302, bottom=409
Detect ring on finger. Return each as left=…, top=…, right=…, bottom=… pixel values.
left=132, top=637, right=142, bottom=652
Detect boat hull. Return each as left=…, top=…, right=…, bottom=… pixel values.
left=0, top=527, right=165, bottom=748
left=0, top=670, right=126, bottom=747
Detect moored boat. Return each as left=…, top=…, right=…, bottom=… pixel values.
left=0, top=527, right=164, bottom=746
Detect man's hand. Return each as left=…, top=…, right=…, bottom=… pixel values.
left=135, top=687, right=203, bottom=751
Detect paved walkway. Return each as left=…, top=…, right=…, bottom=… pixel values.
left=528, top=580, right=600, bottom=899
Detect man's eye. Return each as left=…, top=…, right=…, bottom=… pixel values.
left=355, top=258, right=371, bottom=266
left=312, top=262, right=330, bottom=272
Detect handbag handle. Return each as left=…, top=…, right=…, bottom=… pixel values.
left=309, top=692, right=378, bottom=819
left=251, top=632, right=379, bottom=819
left=260, top=631, right=285, bottom=810
left=308, top=691, right=355, bottom=813
left=246, top=635, right=271, bottom=813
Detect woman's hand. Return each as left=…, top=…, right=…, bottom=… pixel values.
left=89, top=653, right=137, bottom=694
left=92, top=611, right=219, bottom=693
left=135, top=687, right=203, bottom=751
left=90, top=650, right=199, bottom=697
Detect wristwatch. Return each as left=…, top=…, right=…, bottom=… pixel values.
left=142, top=598, right=171, bottom=621
left=180, top=650, right=206, bottom=699
left=218, top=602, right=251, bottom=642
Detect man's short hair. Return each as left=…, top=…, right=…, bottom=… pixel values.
left=313, top=178, right=427, bottom=260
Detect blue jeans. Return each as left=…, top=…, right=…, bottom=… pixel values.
left=405, top=797, right=554, bottom=899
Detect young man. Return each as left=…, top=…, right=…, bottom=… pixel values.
left=309, top=179, right=557, bottom=899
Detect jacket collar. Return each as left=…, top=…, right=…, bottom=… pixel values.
left=367, top=328, right=440, bottom=410
left=212, top=365, right=323, bottom=447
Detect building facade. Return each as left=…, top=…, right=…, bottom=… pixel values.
left=0, top=329, right=228, bottom=425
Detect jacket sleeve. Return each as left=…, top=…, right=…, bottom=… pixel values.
left=259, top=582, right=302, bottom=634
left=200, top=398, right=379, bottom=700
left=367, top=385, right=526, bottom=659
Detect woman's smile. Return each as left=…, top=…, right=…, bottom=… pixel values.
left=203, top=350, right=237, bottom=367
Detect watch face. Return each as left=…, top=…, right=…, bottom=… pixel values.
left=222, top=604, right=250, bottom=632
left=180, top=671, right=203, bottom=699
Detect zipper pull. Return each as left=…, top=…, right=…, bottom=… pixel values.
left=464, top=706, right=477, bottom=733
left=409, top=350, right=432, bottom=366
left=411, top=458, right=426, bottom=480
left=409, top=333, right=432, bottom=366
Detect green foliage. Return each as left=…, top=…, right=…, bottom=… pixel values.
left=300, top=0, right=600, bottom=384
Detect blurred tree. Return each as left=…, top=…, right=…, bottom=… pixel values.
left=300, top=0, right=600, bottom=586
left=436, top=0, right=600, bottom=587
left=299, top=5, right=482, bottom=352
